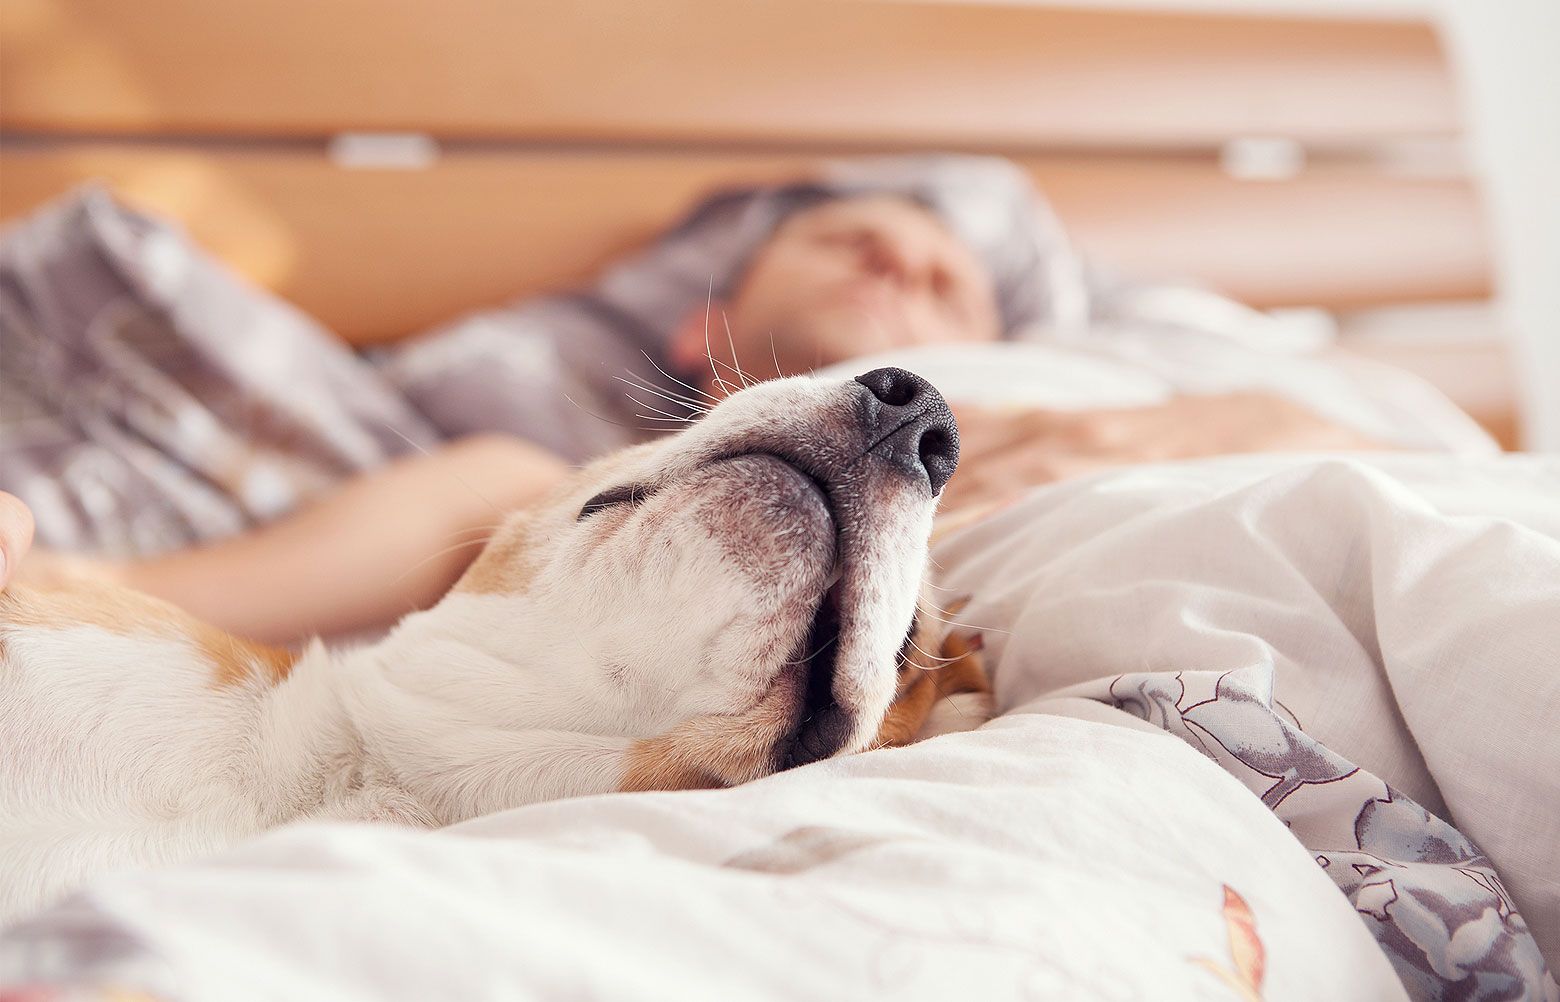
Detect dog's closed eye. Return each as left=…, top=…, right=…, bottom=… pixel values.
left=577, top=484, right=654, bottom=521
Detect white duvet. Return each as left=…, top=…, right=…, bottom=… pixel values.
left=936, top=451, right=1560, bottom=980
left=1, top=700, right=1408, bottom=1001
left=4, top=340, right=1556, bottom=1000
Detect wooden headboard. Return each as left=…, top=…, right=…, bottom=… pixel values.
left=0, top=0, right=1486, bottom=346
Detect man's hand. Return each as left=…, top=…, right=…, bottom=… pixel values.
left=0, top=492, right=35, bottom=591
left=944, top=392, right=1385, bottom=514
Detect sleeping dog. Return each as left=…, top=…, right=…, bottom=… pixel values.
left=0, top=367, right=989, bottom=922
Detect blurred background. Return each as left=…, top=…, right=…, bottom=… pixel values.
left=2, top=0, right=1555, bottom=449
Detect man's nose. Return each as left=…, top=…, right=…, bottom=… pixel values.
left=863, top=243, right=933, bottom=296
left=853, top=367, right=960, bottom=495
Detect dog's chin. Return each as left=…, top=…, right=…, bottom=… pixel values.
left=695, top=455, right=927, bottom=771
left=683, top=454, right=857, bottom=765
left=687, top=453, right=837, bottom=590
left=669, top=451, right=920, bottom=775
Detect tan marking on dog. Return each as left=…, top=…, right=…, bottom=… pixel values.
left=195, top=621, right=298, bottom=687
left=0, top=579, right=296, bottom=687
left=454, top=516, right=540, bottom=596
left=620, top=668, right=804, bottom=792
left=873, top=604, right=989, bottom=749
left=874, top=672, right=944, bottom=749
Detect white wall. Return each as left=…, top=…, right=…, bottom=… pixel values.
left=1439, top=1, right=1560, bottom=450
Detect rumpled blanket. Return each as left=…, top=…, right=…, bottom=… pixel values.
left=0, top=187, right=436, bottom=555
left=932, top=450, right=1560, bottom=996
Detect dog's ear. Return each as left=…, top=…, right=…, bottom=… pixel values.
left=872, top=599, right=991, bottom=749
left=454, top=513, right=540, bottom=596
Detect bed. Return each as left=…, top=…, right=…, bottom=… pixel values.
left=1, top=2, right=1555, bottom=999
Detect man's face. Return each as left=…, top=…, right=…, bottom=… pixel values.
left=685, top=196, right=1001, bottom=386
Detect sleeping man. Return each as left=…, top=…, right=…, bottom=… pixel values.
left=1, top=157, right=1553, bottom=986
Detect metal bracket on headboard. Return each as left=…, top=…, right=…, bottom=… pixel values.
left=327, top=134, right=440, bottom=171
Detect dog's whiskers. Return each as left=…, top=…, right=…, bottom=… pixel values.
left=640, top=349, right=721, bottom=405
left=392, top=536, right=493, bottom=586
left=442, top=523, right=506, bottom=541
left=620, top=372, right=710, bottom=411
left=914, top=606, right=1009, bottom=635
left=904, top=635, right=963, bottom=666
left=783, top=633, right=838, bottom=666
left=707, top=354, right=751, bottom=388
left=703, top=276, right=738, bottom=398
left=624, top=392, right=700, bottom=424
left=635, top=414, right=701, bottom=427
left=768, top=330, right=785, bottom=381
left=563, top=392, right=678, bottom=436
left=920, top=608, right=1011, bottom=635
left=614, top=375, right=710, bottom=415
left=918, top=590, right=1011, bottom=635
left=720, top=310, right=756, bottom=389
left=926, top=670, right=974, bottom=723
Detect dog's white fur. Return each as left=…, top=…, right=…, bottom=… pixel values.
left=0, top=374, right=960, bottom=923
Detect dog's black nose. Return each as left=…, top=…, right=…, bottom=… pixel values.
left=854, top=367, right=960, bottom=494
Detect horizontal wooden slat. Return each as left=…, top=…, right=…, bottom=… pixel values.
left=0, top=0, right=1458, bottom=148
left=1028, top=157, right=1490, bottom=312
left=0, top=147, right=1490, bottom=344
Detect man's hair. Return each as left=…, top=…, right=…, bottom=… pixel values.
left=716, top=187, right=948, bottom=297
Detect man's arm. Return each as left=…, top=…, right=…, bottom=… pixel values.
left=6, top=436, right=570, bottom=645
left=0, top=492, right=34, bottom=591
left=943, top=392, right=1388, bottom=515
left=121, top=435, right=571, bottom=645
